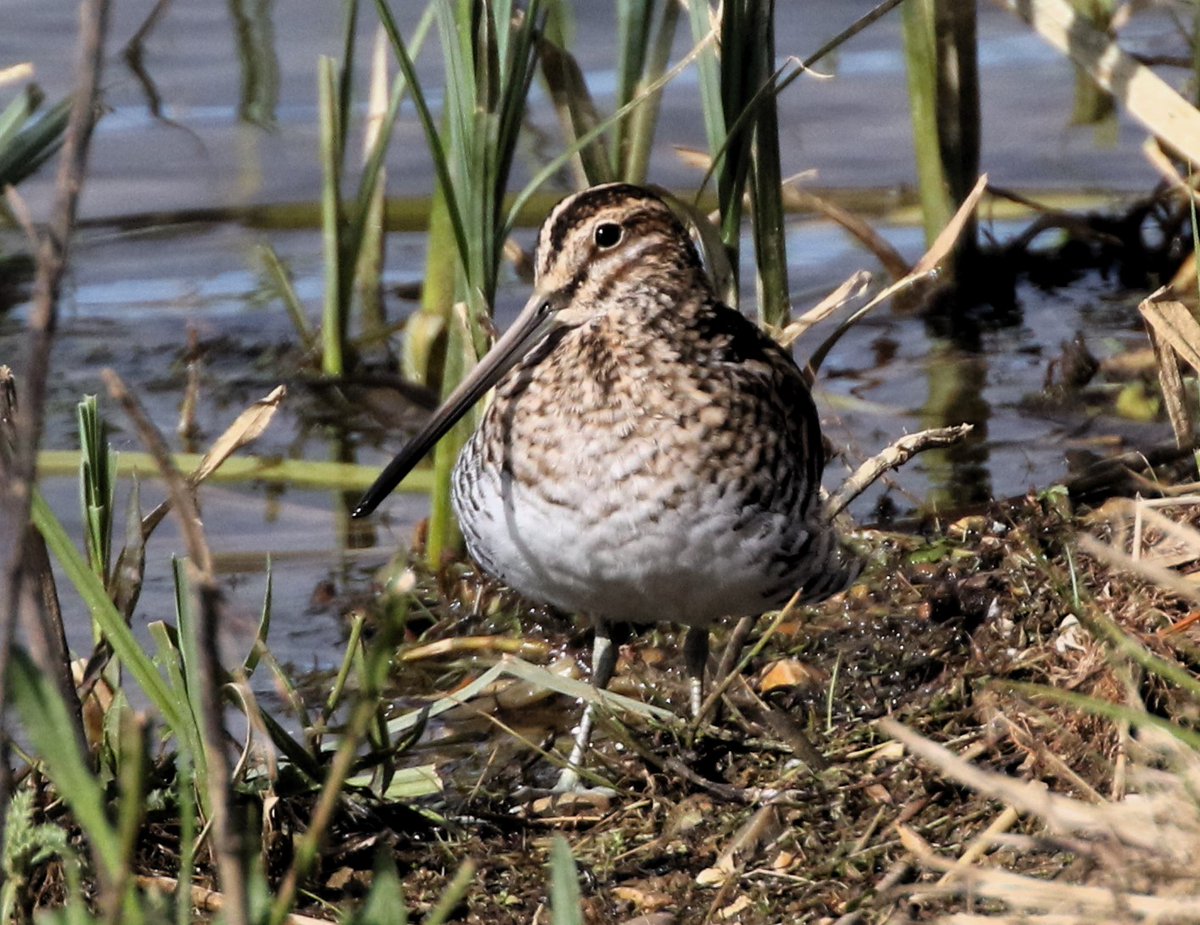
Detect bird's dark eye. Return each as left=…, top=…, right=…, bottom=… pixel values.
left=593, top=222, right=623, bottom=249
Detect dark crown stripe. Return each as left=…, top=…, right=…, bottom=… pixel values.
left=544, top=183, right=663, bottom=257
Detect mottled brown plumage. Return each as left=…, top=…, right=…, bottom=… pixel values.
left=356, top=183, right=859, bottom=790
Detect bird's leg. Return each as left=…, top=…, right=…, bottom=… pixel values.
left=683, top=626, right=709, bottom=721
left=714, top=615, right=757, bottom=686
left=553, top=621, right=617, bottom=793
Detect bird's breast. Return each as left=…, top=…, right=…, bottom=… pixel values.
left=448, top=332, right=823, bottom=623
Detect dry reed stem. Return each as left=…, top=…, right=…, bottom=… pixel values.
left=883, top=719, right=1173, bottom=853
left=101, top=369, right=248, bottom=925
left=886, top=718, right=1200, bottom=923
left=934, top=805, right=1020, bottom=885
left=1139, top=289, right=1200, bottom=449
left=1079, top=533, right=1200, bottom=607
left=0, top=63, right=34, bottom=87
left=135, top=876, right=329, bottom=925
left=1000, top=0, right=1200, bottom=164
left=0, top=369, right=85, bottom=749
left=778, top=270, right=872, bottom=347
left=0, top=0, right=110, bottom=871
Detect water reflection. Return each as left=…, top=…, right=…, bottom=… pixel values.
left=919, top=340, right=991, bottom=509
left=229, top=0, right=280, bottom=129
left=118, top=0, right=281, bottom=131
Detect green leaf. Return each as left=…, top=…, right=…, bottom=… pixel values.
left=345, top=852, right=410, bottom=924
left=548, top=837, right=584, bottom=925
left=32, top=493, right=192, bottom=740
left=8, top=649, right=122, bottom=880
left=0, top=96, right=70, bottom=188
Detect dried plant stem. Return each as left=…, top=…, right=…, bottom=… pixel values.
left=0, top=0, right=110, bottom=851
left=101, top=369, right=248, bottom=925
left=826, top=424, right=975, bottom=519
left=134, top=877, right=328, bottom=925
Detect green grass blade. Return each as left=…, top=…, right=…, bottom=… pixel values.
left=348, top=853, right=410, bottom=925
left=687, top=0, right=726, bottom=175
left=336, top=0, right=360, bottom=162
left=0, top=87, right=40, bottom=146
left=622, top=0, right=679, bottom=183
left=256, top=705, right=324, bottom=782
left=170, top=559, right=204, bottom=728
left=0, top=97, right=70, bottom=188
left=242, top=562, right=272, bottom=676
left=175, top=752, right=197, bottom=925
left=373, top=0, right=469, bottom=266
left=422, top=860, right=476, bottom=925
left=147, top=621, right=208, bottom=789
left=31, top=493, right=190, bottom=738
left=1008, top=681, right=1200, bottom=751
left=258, top=245, right=317, bottom=353
left=424, top=306, right=472, bottom=563
left=747, top=0, right=789, bottom=327
left=325, top=612, right=366, bottom=717
left=902, top=0, right=953, bottom=245
left=346, top=6, right=437, bottom=279
left=548, top=837, right=584, bottom=925
left=318, top=55, right=347, bottom=376
left=403, top=168, right=455, bottom=386
left=537, top=32, right=613, bottom=185
left=38, top=449, right=435, bottom=493
left=112, top=712, right=148, bottom=924
left=77, top=395, right=116, bottom=587
left=9, top=649, right=122, bottom=881
left=1079, top=607, right=1200, bottom=703
left=613, top=0, right=653, bottom=175
left=504, top=22, right=717, bottom=237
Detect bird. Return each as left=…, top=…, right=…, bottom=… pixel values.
left=353, top=182, right=860, bottom=792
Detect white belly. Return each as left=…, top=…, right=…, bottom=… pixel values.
left=452, top=449, right=810, bottom=627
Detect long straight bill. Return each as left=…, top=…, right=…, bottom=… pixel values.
left=352, top=292, right=556, bottom=518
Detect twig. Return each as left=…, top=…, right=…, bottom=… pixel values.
left=936, top=804, right=1020, bottom=885
left=696, top=597, right=797, bottom=727
left=826, top=424, right=975, bottom=519
left=135, top=876, right=330, bottom=925
left=0, top=370, right=84, bottom=741
left=101, top=369, right=248, bottom=925
left=0, top=0, right=110, bottom=865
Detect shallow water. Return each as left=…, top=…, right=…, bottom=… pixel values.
left=0, top=0, right=1182, bottom=675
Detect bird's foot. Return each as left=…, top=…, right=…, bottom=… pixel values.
left=510, top=767, right=617, bottom=816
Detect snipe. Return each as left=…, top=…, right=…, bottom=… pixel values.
left=354, top=183, right=859, bottom=791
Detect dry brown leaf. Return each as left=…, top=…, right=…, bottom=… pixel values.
left=913, top=173, right=988, bottom=275
left=0, top=64, right=34, bottom=88
left=757, top=658, right=823, bottom=694
left=1140, top=293, right=1200, bottom=376
left=611, top=885, right=673, bottom=912
left=778, top=270, right=872, bottom=347
left=191, top=384, right=286, bottom=484
left=1139, top=291, right=1199, bottom=447
left=717, top=896, right=752, bottom=920
left=672, top=145, right=711, bottom=172
left=783, top=183, right=910, bottom=280
left=140, top=384, right=287, bottom=538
